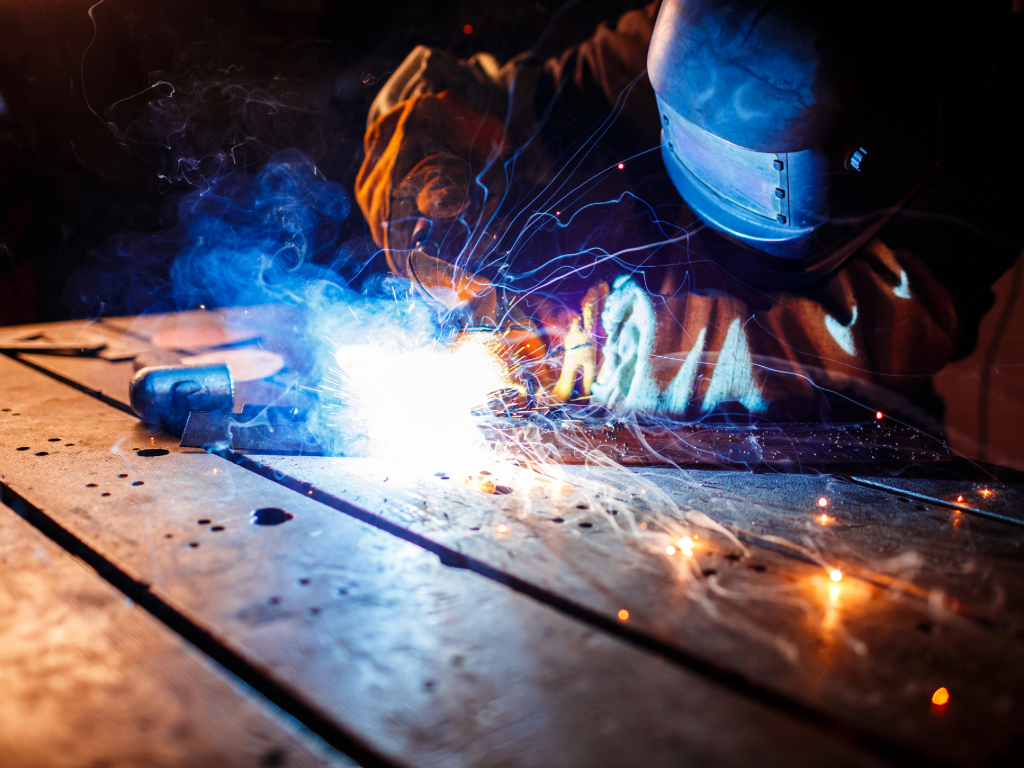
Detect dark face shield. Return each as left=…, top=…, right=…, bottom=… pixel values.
left=649, top=0, right=943, bottom=268
left=659, top=97, right=830, bottom=256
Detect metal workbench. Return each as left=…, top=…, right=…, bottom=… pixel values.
left=2, top=307, right=1023, bottom=768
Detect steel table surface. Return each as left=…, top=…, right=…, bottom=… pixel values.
left=2, top=307, right=1023, bottom=768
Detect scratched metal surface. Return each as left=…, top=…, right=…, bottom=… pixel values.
left=0, top=353, right=885, bottom=768
left=4, top=311, right=1024, bottom=766
left=0, top=500, right=344, bottom=768
left=251, top=455, right=1024, bottom=766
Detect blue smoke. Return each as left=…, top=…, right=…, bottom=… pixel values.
left=67, top=149, right=358, bottom=316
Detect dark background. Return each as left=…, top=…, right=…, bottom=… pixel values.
left=0, top=0, right=649, bottom=325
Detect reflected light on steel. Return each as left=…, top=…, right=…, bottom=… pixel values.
left=932, top=687, right=950, bottom=706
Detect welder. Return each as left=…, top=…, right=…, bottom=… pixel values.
left=355, top=0, right=1022, bottom=426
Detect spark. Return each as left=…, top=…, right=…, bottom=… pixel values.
left=981, top=488, right=991, bottom=498
left=496, top=523, right=508, bottom=533
left=875, top=411, right=884, bottom=420
left=830, top=569, right=843, bottom=582
left=931, top=687, right=950, bottom=706
left=678, top=536, right=693, bottom=549
left=617, top=609, right=629, bottom=621
left=665, top=545, right=676, bottom=555
left=818, top=497, right=829, bottom=508
left=957, top=495, right=964, bottom=503
left=820, top=514, right=829, bottom=523
left=617, top=162, right=625, bottom=170
left=331, top=334, right=512, bottom=464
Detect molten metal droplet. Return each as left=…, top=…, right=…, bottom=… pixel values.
left=818, top=497, right=828, bottom=508
left=463, top=23, right=473, bottom=34
left=830, top=569, right=843, bottom=582
left=932, top=687, right=950, bottom=706
left=875, top=411, right=884, bottom=420
left=617, top=609, right=629, bottom=621
left=820, top=514, right=829, bottom=523
left=957, top=495, right=964, bottom=503
left=617, top=162, right=625, bottom=169
left=665, top=546, right=676, bottom=555
left=496, top=524, right=508, bottom=533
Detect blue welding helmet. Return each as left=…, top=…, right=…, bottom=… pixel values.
left=648, top=0, right=944, bottom=266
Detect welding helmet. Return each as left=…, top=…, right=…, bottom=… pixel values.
left=648, top=0, right=945, bottom=269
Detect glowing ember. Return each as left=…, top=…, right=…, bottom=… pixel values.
left=830, top=569, right=843, bottom=582
left=957, top=495, right=964, bottom=503
left=617, top=609, right=629, bottom=621
left=820, top=514, right=829, bottom=523
left=981, top=488, right=991, bottom=498
left=931, top=687, right=950, bottom=706
left=617, top=162, right=625, bottom=169
left=332, top=334, right=513, bottom=464
left=875, top=411, right=884, bottom=420
left=817, top=497, right=829, bottom=508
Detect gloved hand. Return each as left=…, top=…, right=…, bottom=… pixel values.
left=355, top=92, right=510, bottom=283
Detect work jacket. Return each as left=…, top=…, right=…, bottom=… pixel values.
left=355, top=2, right=1022, bottom=426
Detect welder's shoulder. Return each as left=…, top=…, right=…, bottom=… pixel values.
left=367, top=45, right=528, bottom=130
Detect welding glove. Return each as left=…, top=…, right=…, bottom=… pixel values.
left=586, top=239, right=962, bottom=421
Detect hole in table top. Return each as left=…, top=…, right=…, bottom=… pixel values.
left=725, top=553, right=741, bottom=561
left=164, top=533, right=173, bottom=539
left=86, top=483, right=97, bottom=488
left=131, top=481, right=144, bottom=486
left=117, top=473, right=128, bottom=478
left=578, top=522, right=593, bottom=528
left=189, top=542, right=200, bottom=548
left=210, top=525, right=225, bottom=532
left=100, top=492, right=111, bottom=497
left=898, top=497, right=911, bottom=503
left=336, top=587, right=348, bottom=596
left=64, top=444, right=75, bottom=447
left=16, top=447, right=29, bottom=451
left=576, top=504, right=588, bottom=509
left=196, top=518, right=211, bottom=525
left=748, top=564, right=767, bottom=573
left=309, top=607, right=321, bottom=616
left=269, top=596, right=281, bottom=605
left=917, top=620, right=933, bottom=633
left=551, top=517, right=564, bottom=523
left=48, top=438, right=61, bottom=442
left=916, top=504, right=928, bottom=511
left=702, top=569, right=718, bottom=577
left=251, top=507, right=294, bottom=526
left=34, top=452, right=48, bottom=456
left=11, top=413, right=19, bottom=416
left=137, top=448, right=169, bottom=457
left=1, top=409, right=9, bottom=412
left=298, top=578, right=311, bottom=586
